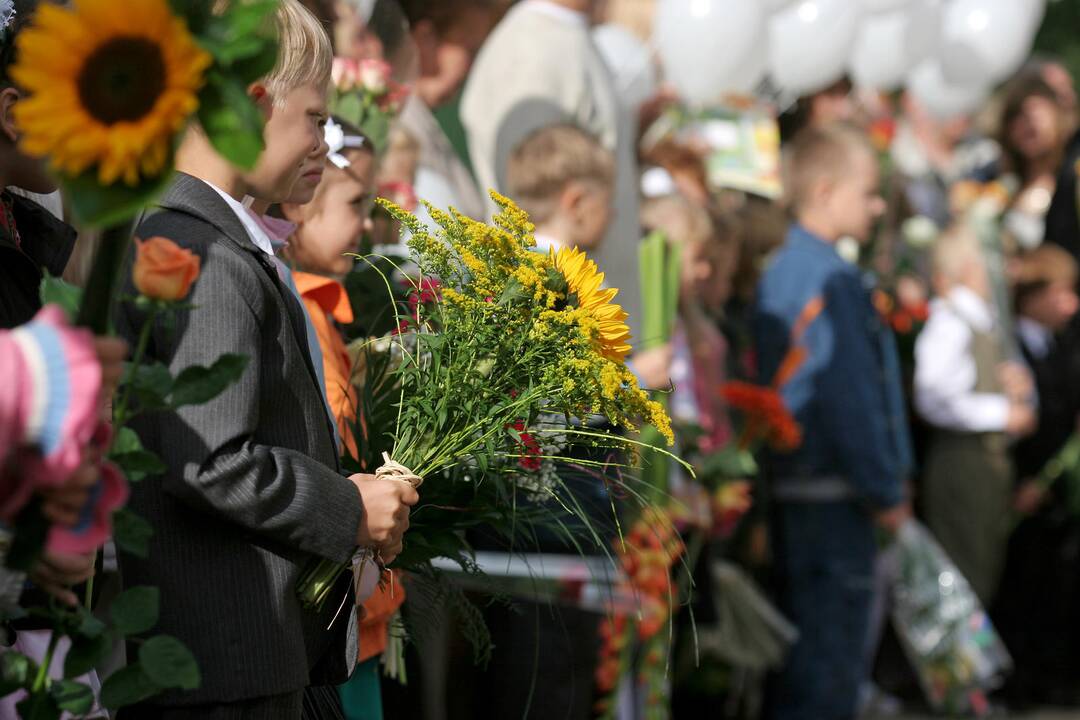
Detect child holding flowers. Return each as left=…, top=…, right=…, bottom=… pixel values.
left=110, top=2, right=416, bottom=715
left=278, top=118, right=401, bottom=720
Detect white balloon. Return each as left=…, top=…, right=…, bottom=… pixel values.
left=849, top=0, right=941, bottom=90
left=769, top=0, right=861, bottom=96
left=653, top=0, right=765, bottom=105
left=907, top=60, right=990, bottom=120
left=763, top=0, right=797, bottom=11
left=938, top=0, right=1037, bottom=86
left=593, top=24, right=658, bottom=112
left=859, top=0, right=910, bottom=12
left=905, top=0, right=944, bottom=68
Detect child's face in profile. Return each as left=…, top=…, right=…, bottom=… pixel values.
left=569, top=183, right=613, bottom=251
left=248, top=84, right=330, bottom=204
left=291, top=148, right=375, bottom=278
left=1025, top=280, right=1079, bottom=332
left=822, top=147, right=884, bottom=243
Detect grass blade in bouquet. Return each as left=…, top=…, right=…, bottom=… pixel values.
left=298, top=192, right=683, bottom=610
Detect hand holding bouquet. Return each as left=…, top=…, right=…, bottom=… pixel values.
left=299, top=192, right=677, bottom=610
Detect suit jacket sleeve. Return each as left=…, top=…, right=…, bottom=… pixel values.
left=786, top=271, right=904, bottom=510
left=121, top=237, right=362, bottom=564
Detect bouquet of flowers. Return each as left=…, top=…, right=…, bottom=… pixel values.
left=298, top=192, right=679, bottom=611
left=892, top=520, right=1012, bottom=716
left=329, top=57, right=408, bottom=153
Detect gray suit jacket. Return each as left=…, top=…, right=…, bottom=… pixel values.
left=114, top=173, right=363, bottom=705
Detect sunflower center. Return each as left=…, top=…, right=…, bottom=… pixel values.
left=78, top=37, right=166, bottom=125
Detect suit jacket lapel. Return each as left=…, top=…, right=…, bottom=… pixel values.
left=157, top=174, right=341, bottom=466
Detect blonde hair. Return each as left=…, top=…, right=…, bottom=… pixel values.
left=782, top=122, right=872, bottom=212
left=932, top=225, right=984, bottom=285
left=507, top=124, right=614, bottom=223
left=264, top=0, right=334, bottom=103
left=640, top=195, right=713, bottom=248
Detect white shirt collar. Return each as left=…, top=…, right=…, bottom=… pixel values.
left=943, top=285, right=996, bottom=333
left=532, top=233, right=566, bottom=254
left=1017, top=316, right=1053, bottom=360
left=522, top=0, right=589, bottom=28
left=204, top=181, right=277, bottom=257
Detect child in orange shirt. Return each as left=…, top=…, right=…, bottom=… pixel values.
left=280, top=117, right=401, bottom=720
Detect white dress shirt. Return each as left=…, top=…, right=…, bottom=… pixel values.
left=1017, top=316, right=1053, bottom=361
left=914, top=285, right=1010, bottom=432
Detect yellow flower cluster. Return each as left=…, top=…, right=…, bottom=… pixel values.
left=376, top=192, right=674, bottom=445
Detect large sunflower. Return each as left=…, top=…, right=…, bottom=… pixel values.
left=552, top=246, right=633, bottom=362
left=11, top=0, right=211, bottom=186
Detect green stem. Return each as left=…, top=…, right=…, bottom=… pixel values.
left=112, top=305, right=157, bottom=431
left=30, top=630, right=60, bottom=693
left=75, top=220, right=135, bottom=334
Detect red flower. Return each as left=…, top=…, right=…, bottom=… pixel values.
left=721, top=381, right=803, bottom=451
left=507, top=420, right=542, bottom=470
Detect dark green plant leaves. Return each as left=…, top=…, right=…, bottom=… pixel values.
left=50, top=680, right=94, bottom=715
left=63, top=169, right=175, bottom=228
left=112, top=507, right=154, bottom=559
left=15, top=694, right=59, bottom=720
left=130, top=361, right=174, bottom=411
left=109, top=427, right=165, bottom=482
left=110, top=586, right=159, bottom=636
left=197, top=71, right=265, bottom=171
left=39, top=275, right=83, bottom=322
left=170, top=353, right=249, bottom=408
left=0, top=652, right=34, bottom=696
left=139, top=635, right=201, bottom=690
left=100, top=664, right=159, bottom=710
left=64, top=633, right=113, bottom=679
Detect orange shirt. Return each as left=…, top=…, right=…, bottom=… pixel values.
left=292, top=271, right=406, bottom=661
left=293, top=272, right=360, bottom=460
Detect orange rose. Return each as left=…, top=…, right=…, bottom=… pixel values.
left=133, top=236, right=200, bottom=301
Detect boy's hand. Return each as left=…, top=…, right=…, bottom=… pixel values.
left=94, top=336, right=128, bottom=410
left=1006, top=403, right=1037, bottom=437
left=632, top=343, right=674, bottom=390
left=349, top=473, right=419, bottom=564
left=40, top=448, right=101, bottom=527
left=998, top=362, right=1034, bottom=403
left=30, top=551, right=96, bottom=607
left=1014, top=480, right=1047, bottom=515
left=874, top=501, right=912, bottom=534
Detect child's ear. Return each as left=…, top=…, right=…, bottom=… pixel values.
left=0, top=87, right=20, bottom=144
left=560, top=180, right=588, bottom=219
left=248, top=83, right=273, bottom=117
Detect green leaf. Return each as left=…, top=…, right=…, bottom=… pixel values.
left=76, top=608, right=107, bottom=639
left=330, top=92, right=364, bottom=129
left=109, top=586, right=159, bottom=636
left=39, top=275, right=83, bottom=322
left=50, top=680, right=94, bottom=715
left=62, top=169, right=175, bottom=229
left=170, top=353, right=249, bottom=408
left=197, top=72, right=265, bottom=170
left=111, top=426, right=144, bottom=455
left=130, top=361, right=174, bottom=411
left=112, top=508, right=154, bottom=559
left=111, top=449, right=166, bottom=482
left=16, top=694, right=60, bottom=720
left=100, top=664, right=160, bottom=710
left=64, top=633, right=112, bottom=679
left=0, top=652, right=34, bottom=695
left=139, top=635, right=201, bottom=691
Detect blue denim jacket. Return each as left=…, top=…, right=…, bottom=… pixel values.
left=753, top=225, right=912, bottom=509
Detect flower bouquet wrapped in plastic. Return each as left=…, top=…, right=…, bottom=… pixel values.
left=297, top=192, right=680, bottom=611
left=891, top=521, right=1012, bottom=716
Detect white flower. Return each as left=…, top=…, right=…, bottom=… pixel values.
left=836, top=236, right=860, bottom=265
left=358, top=59, right=390, bottom=94
left=902, top=215, right=939, bottom=249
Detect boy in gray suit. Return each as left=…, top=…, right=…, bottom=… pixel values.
left=114, top=2, right=417, bottom=717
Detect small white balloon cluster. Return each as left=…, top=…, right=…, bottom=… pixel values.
left=651, top=0, right=1048, bottom=120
